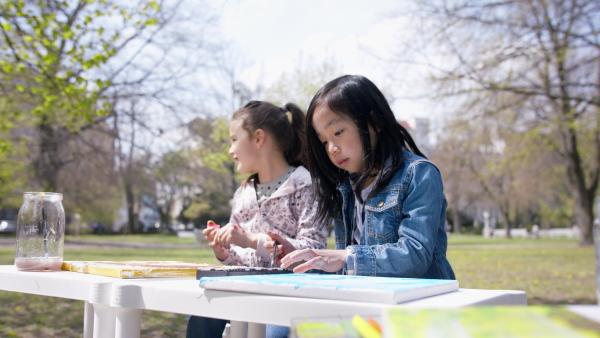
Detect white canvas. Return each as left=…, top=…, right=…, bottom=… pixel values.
left=200, top=273, right=459, bottom=304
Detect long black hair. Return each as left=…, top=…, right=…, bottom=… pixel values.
left=305, top=75, right=425, bottom=223
left=232, top=101, right=306, bottom=186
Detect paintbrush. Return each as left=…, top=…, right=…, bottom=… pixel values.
left=271, top=239, right=278, bottom=268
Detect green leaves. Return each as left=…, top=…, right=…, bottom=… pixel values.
left=1, top=22, right=12, bottom=31
left=0, top=0, right=164, bottom=136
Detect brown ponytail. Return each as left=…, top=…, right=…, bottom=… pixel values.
left=232, top=101, right=307, bottom=185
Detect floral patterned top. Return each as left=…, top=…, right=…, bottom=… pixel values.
left=220, top=166, right=328, bottom=267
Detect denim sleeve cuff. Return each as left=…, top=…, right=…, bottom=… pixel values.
left=345, top=246, right=357, bottom=275
left=255, top=233, right=271, bottom=261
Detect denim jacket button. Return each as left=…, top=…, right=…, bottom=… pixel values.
left=377, top=201, right=384, bottom=207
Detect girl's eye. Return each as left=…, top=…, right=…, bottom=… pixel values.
left=334, top=130, right=344, bottom=136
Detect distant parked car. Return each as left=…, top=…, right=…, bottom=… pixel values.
left=167, top=222, right=185, bottom=234
left=91, top=222, right=106, bottom=234
left=138, top=221, right=160, bottom=233
left=0, top=220, right=16, bottom=233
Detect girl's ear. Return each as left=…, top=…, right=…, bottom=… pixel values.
left=254, top=129, right=266, bottom=148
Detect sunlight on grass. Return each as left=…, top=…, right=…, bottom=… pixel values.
left=447, top=234, right=579, bottom=246
left=65, top=233, right=197, bottom=245
left=449, top=247, right=595, bottom=304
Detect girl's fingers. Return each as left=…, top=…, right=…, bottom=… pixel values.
left=209, top=240, right=224, bottom=253
left=213, top=228, right=229, bottom=248
left=267, top=231, right=285, bottom=243
left=214, top=224, right=242, bottom=249
left=280, top=249, right=314, bottom=268
left=292, top=256, right=325, bottom=273
left=292, top=263, right=311, bottom=273
left=267, top=231, right=288, bottom=247
left=203, top=228, right=217, bottom=241
left=265, top=242, right=276, bottom=254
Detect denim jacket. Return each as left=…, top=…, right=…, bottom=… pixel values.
left=335, top=149, right=456, bottom=280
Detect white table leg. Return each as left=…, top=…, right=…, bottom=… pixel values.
left=115, top=308, right=143, bottom=338
left=230, top=320, right=248, bottom=338
left=248, top=322, right=266, bottom=338
left=83, top=301, right=94, bottom=338
left=92, top=303, right=116, bottom=338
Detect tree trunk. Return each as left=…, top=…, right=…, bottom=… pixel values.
left=35, top=117, right=62, bottom=191
left=562, top=123, right=596, bottom=245
left=157, top=207, right=171, bottom=233
left=500, top=209, right=512, bottom=239
left=570, top=175, right=594, bottom=245
left=575, top=200, right=593, bottom=245
left=452, top=198, right=461, bottom=234
left=125, top=182, right=137, bottom=234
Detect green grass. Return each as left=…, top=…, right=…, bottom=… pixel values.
left=65, top=233, right=198, bottom=245
left=0, top=234, right=597, bottom=337
left=448, top=237, right=594, bottom=305
left=447, top=234, right=582, bottom=246
left=0, top=232, right=198, bottom=245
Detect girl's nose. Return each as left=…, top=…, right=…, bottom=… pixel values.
left=328, top=143, right=340, bottom=155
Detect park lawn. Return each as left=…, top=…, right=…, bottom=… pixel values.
left=447, top=235, right=595, bottom=304
left=448, top=242, right=595, bottom=305
left=0, top=235, right=596, bottom=337
left=65, top=233, right=198, bottom=245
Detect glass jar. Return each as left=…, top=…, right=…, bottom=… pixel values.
left=14, top=192, right=65, bottom=271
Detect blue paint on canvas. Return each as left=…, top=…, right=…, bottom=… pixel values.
left=200, top=273, right=453, bottom=293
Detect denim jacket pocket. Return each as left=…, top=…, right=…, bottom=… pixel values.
left=364, top=188, right=402, bottom=242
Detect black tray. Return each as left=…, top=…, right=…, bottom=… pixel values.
left=196, top=267, right=293, bottom=279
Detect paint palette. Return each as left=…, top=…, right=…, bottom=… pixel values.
left=195, top=267, right=293, bottom=279
left=61, top=261, right=272, bottom=278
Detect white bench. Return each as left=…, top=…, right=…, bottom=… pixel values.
left=537, top=228, right=579, bottom=239
left=176, top=230, right=195, bottom=238
left=492, top=228, right=528, bottom=238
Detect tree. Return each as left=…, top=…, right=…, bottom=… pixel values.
left=263, top=56, right=342, bottom=110
left=182, top=117, right=239, bottom=227
left=0, top=0, right=162, bottom=192
left=105, top=0, right=220, bottom=233
left=394, top=0, right=600, bottom=244
left=1, top=1, right=222, bottom=232
left=52, top=119, right=119, bottom=223
left=430, top=118, right=480, bottom=234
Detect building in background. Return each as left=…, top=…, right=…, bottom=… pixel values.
left=400, top=117, right=431, bottom=156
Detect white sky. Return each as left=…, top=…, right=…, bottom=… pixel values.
left=208, top=0, right=431, bottom=121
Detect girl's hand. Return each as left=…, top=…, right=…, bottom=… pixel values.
left=213, top=223, right=258, bottom=250
left=280, top=248, right=347, bottom=273
left=202, top=222, right=229, bottom=261
left=202, top=220, right=221, bottom=243
left=266, top=231, right=297, bottom=265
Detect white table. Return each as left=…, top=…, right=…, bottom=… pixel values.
left=0, top=265, right=527, bottom=338
left=568, top=305, right=600, bottom=324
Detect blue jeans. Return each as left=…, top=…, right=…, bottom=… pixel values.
left=186, top=315, right=289, bottom=338
left=186, top=316, right=227, bottom=338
